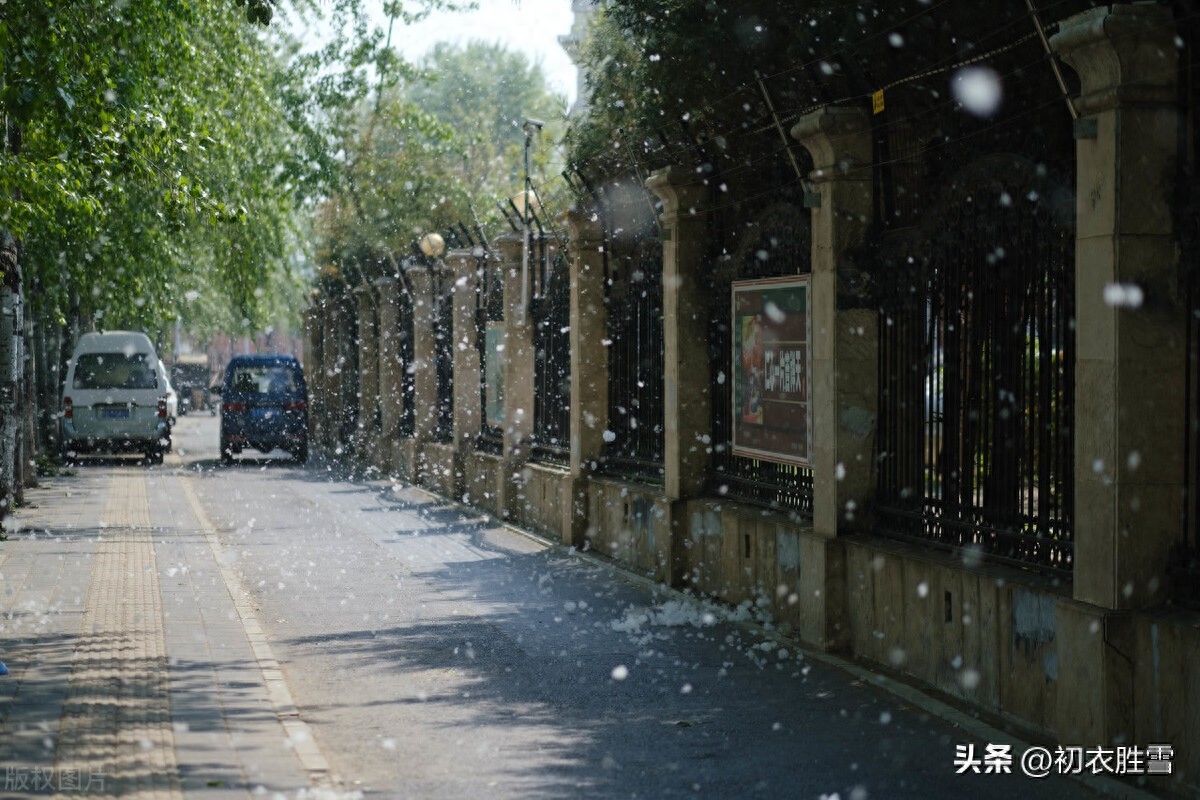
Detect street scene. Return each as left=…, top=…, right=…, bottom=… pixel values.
left=1, top=415, right=1121, bottom=798
left=3, top=0, right=1200, bottom=798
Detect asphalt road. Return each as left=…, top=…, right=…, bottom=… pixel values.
left=152, top=412, right=1102, bottom=799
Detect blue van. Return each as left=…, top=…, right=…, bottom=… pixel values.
left=216, top=354, right=308, bottom=464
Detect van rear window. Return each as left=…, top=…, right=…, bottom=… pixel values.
left=73, top=353, right=158, bottom=390
left=228, top=365, right=300, bottom=395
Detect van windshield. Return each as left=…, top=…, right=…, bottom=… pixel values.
left=73, top=353, right=158, bottom=390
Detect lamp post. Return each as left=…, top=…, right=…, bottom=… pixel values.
left=520, top=118, right=544, bottom=323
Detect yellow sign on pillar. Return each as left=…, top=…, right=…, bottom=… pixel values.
left=872, top=90, right=885, bottom=115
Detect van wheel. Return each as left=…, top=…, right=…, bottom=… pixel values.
left=220, top=438, right=234, bottom=465
left=144, top=449, right=163, bottom=466
left=293, top=443, right=308, bottom=464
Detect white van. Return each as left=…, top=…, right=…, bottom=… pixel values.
left=61, top=331, right=171, bottom=464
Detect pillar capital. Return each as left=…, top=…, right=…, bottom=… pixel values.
left=444, top=248, right=475, bottom=272
left=1051, top=4, right=1177, bottom=116
left=791, top=106, right=871, bottom=183
left=564, top=206, right=604, bottom=249
left=646, top=166, right=708, bottom=224
left=492, top=232, right=523, bottom=261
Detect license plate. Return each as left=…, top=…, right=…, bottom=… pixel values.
left=100, top=407, right=130, bottom=419
left=252, top=408, right=277, bottom=420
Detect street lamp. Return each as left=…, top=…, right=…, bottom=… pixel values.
left=418, top=232, right=445, bottom=260
left=520, top=118, right=544, bottom=323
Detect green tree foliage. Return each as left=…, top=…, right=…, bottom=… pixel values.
left=406, top=41, right=566, bottom=200
left=1, top=0, right=311, bottom=338
left=565, top=1, right=812, bottom=183
left=564, top=0, right=1077, bottom=185
left=312, top=38, right=568, bottom=291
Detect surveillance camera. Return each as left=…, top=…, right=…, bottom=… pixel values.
left=523, top=118, right=545, bottom=131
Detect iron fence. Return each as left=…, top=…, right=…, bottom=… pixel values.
left=337, top=296, right=360, bottom=446
left=602, top=236, right=665, bottom=482
left=709, top=202, right=814, bottom=514
left=875, top=158, right=1075, bottom=576
left=364, top=302, right=382, bottom=434
left=1177, top=263, right=1200, bottom=608
left=396, top=288, right=415, bottom=438
left=1173, top=14, right=1200, bottom=609
left=476, top=252, right=504, bottom=454
left=531, top=241, right=571, bottom=465
left=432, top=267, right=454, bottom=444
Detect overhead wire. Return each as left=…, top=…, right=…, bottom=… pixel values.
left=570, top=5, right=1195, bottom=220
left=571, top=0, right=1112, bottom=177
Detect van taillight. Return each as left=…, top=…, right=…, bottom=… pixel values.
left=285, top=400, right=307, bottom=412
left=158, top=397, right=167, bottom=418
left=224, top=401, right=246, bottom=413
left=63, top=397, right=73, bottom=419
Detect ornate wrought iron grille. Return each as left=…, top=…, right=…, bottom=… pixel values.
left=1173, top=19, right=1200, bottom=610
left=396, top=288, right=415, bottom=438
left=475, top=252, right=504, bottom=453
left=432, top=268, right=454, bottom=444
left=364, top=303, right=382, bottom=434
left=709, top=203, right=814, bottom=515
left=337, top=296, right=360, bottom=446
left=875, top=158, right=1075, bottom=576
left=1178, top=254, right=1200, bottom=608
left=602, top=235, right=665, bottom=482
left=531, top=240, right=571, bottom=465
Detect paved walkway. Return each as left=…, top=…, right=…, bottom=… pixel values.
left=0, top=458, right=1159, bottom=800
left=0, top=463, right=329, bottom=799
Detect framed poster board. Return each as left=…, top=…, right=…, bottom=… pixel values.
left=731, top=275, right=812, bottom=467
left=484, top=322, right=506, bottom=428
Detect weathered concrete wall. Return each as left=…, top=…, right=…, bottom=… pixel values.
left=841, top=534, right=1200, bottom=797
left=461, top=451, right=504, bottom=519
left=418, top=442, right=461, bottom=500
left=681, top=500, right=844, bottom=650
left=1129, top=615, right=1200, bottom=796
left=584, top=477, right=672, bottom=581
left=392, top=438, right=420, bottom=484
left=511, top=462, right=577, bottom=544
left=844, top=539, right=1063, bottom=732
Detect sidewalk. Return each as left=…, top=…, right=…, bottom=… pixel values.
left=0, top=460, right=1163, bottom=800
left=0, top=463, right=328, bottom=799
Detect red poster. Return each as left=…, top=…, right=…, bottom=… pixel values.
left=731, top=276, right=812, bottom=467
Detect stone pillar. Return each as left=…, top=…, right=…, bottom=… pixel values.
left=792, top=106, right=878, bottom=538
left=1052, top=4, right=1182, bottom=611
left=375, top=276, right=403, bottom=468
left=565, top=209, right=609, bottom=545
left=449, top=250, right=481, bottom=448
left=646, top=166, right=713, bottom=501
left=408, top=265, right=438, bottom=442
left=354, top=283, right=379, bottom=463
left=1049, top=4, right=1181, bottom=751
left=496, top=233, right=536, bottom=518
left=567, top=210, right=609, bottom=478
